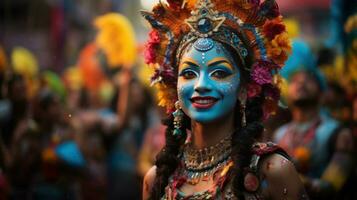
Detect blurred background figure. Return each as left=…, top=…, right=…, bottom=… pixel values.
left=274, top=65, right=355, bottom=199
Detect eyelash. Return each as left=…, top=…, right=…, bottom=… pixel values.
left=179, top=69, right=197, bottom=79
left=179, top=68, right=233, bottom=79
left=210, top=69, right=232, bottom=79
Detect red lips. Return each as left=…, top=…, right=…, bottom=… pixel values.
left=190, top=96, right=218, bottom=109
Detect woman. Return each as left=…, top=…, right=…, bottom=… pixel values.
left=141, top=0, right=308, bottom=199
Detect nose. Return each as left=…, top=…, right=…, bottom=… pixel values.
left=194, top=72, right=212, bottom=93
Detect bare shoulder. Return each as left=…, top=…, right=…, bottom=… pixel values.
left=260, top=153, right=295, bottom=177
left=259, top=153, right=309, bottom=200
left=143, top=166, right=157, bottom=200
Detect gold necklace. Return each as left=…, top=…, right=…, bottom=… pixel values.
left=181, top=135, right=232, bottom=184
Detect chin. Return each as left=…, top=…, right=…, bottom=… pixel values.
left=188, top=109, right=233, bottom=124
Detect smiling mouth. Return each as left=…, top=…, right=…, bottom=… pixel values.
left=190, top=96, right=218, bottom=109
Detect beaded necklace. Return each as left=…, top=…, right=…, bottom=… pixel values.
left=162, top=135, right=235, bottom=199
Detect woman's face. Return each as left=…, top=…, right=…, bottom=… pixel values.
left=177, top=38, right=241, bottom=123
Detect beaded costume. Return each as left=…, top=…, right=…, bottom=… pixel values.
left=142, top=0, right=293, bottom=199
left=161, top=141, right=289, bottom=200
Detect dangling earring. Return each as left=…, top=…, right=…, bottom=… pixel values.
left=173, top=101, right=184, bottom=136
left=240, top=101, right=246, bottom=127
left=239, top=89, right=247, bottom=127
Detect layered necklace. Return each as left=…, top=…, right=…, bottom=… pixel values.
left=181, top=135, right=233, bottom=185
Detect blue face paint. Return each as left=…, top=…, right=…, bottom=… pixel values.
left=177, top=38, right=241, bottom=123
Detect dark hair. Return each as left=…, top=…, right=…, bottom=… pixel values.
left=149, top=39, right=265, bottom=199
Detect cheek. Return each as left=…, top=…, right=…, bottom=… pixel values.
left=217, top=82, right=237, bottom=96
left=216, top=75, right=240, bottom=97
left=177, top=79, right=194, bottom=102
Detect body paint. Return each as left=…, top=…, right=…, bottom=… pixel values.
left=177, top=38, right=240, bottom=123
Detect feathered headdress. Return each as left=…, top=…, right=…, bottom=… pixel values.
left=142, top=0, right=291, bottom=118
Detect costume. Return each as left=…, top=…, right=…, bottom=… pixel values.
left=162, top=141, right=288, bottom=199
left=142, top=0, right=292, bottom=199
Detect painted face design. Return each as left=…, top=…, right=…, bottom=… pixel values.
left=177, top=38, right=241, bottom=123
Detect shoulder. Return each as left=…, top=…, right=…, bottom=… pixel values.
left=260, top=153, right=295, bottom=179
left=252, top=142, right=297, bottom=184
left=143, top=166, right=157, bottom=200
left=247, top=142, right=308, bottom=199
left=250, top=142, right=294, bottom=178
left=259, top=153, right=308, bottom=199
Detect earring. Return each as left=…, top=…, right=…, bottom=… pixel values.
left=239, top=89, right=247, bottom=127
left=173, top=101, right=184, bottom=136
left=240, top=101, right=246, bottom=127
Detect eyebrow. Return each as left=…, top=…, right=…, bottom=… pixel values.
left=179, top=57, right=234, bottom=70
left=179, top=58, right=200, bottom=68
left=207, top=57, right=234, bottom=69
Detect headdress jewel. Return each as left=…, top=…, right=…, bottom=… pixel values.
left=142, top=0, right=291, bottom=119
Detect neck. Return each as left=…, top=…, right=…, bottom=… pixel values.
left=292, top=106, right=320, bottom=123
left=191, top=112, right=235, bottom=149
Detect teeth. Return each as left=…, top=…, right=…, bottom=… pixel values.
left=194, top=99, right=214, bottom=104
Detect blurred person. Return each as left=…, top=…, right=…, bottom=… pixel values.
left=69, top=67, right=155, bottom=199
left=0, top=74, right=29, bottom=148
left=274, top=67, right=355, bottom=199
left=9, top=87, right=85, bottom=199
left=263, top=39, right=316, bottom=141
left=79, top=124, right=107, bottom=200
left=105, top=69, right=155, bottom=200
left=137, top=106, right=166, bottom=178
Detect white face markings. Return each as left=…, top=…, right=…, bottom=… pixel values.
left=202, top=52, right=206, bottom=64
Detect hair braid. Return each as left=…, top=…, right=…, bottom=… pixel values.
left=149, top=114, right=190, bottom=200
left=231, top=96, right=264, bottom=199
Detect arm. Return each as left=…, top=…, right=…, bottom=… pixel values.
left=304, top=128, right=354, bottom=197
left=115, top=68, right=132, bottom=131
left=143, top=165, right=157, bottom=200
left=260, top=153, right=309, bottom=200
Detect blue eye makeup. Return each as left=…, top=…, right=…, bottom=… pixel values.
left=177, top=40, right=241, bottom=123
left=209, top=67, right=233, bottom=79
left=179, top=68, right=198, bottom=79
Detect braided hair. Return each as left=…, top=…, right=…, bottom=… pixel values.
left=148, top=41, right=268, bottom=199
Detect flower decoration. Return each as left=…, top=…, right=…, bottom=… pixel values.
left=142, top=0, right=291, bottom=119
left=167, top=0, right=184, bottom=10
left=156, top=83, right=177, bottom=112
left=144, top=30, right=161, bottom=64
left=247, top=83, right=262, bottom=98
left=267, top=32, right=291, bottom=66
left=251, top=62, right=272, bottom=85
left=263, top=17, right=285, bottom=40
